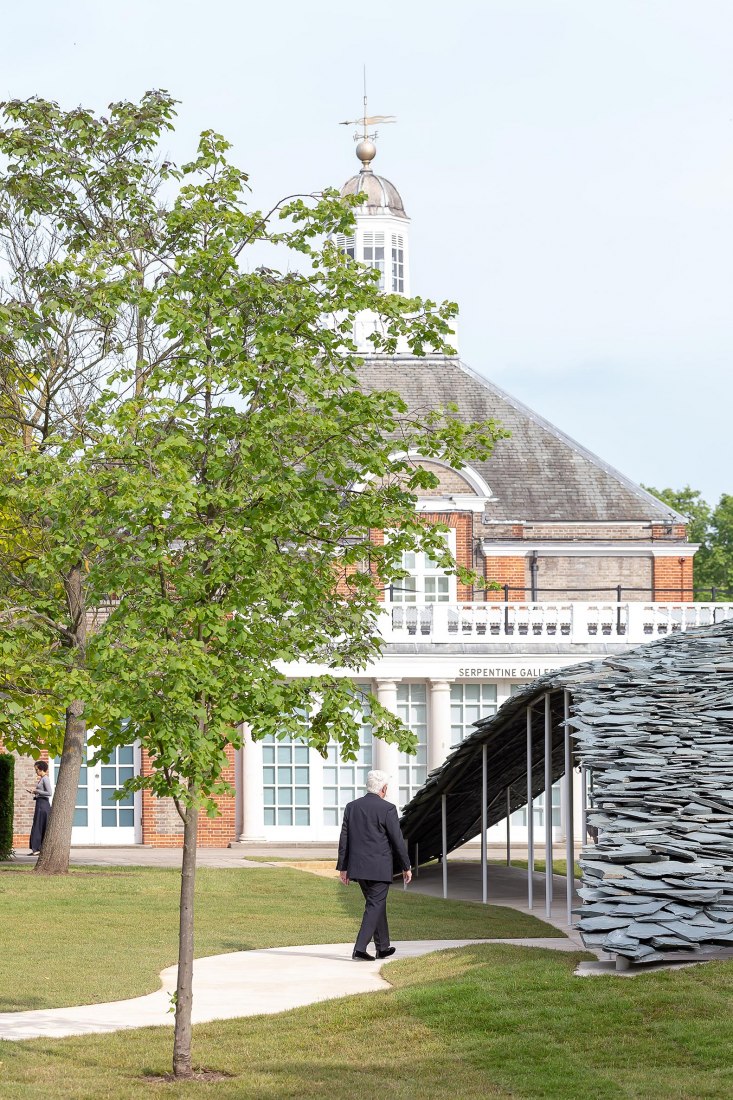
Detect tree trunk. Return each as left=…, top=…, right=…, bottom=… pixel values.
left=36, top=563, right=88, bottom=876
left=34, top=701, right=85, bottom=875
left=172, top=799, right=199, bottom=1078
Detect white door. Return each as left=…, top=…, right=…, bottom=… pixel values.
left=54, top=741, right=141, bottom=845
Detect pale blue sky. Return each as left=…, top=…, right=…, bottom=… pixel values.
left=4, top=0, right=732, bottom=504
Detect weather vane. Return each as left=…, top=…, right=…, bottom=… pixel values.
left=339, top=66, right=396, bottom=144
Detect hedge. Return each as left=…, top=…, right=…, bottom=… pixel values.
left=0, top=754, right=15, bottom=859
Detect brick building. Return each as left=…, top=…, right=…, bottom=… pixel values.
left=8, top=132, right=726, bottom=853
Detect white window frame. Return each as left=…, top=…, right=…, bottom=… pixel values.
left=389, top=529, right=457, bottom=604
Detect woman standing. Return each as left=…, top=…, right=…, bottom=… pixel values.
left=28, top=760, right=52, bottom=855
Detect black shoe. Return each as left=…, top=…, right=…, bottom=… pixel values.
left=352, top=950, right=375, bottom=961
left=376, top=947, right=396, bottom=959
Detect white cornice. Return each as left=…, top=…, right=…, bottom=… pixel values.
left=480, top=541, right=699, bottom=559
left=418, top=496, right=488, bottom=513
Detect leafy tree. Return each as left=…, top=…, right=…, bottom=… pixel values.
left=88, top=134, right=503, bottom=1075
left=0, top=92, right=179, bottom=871
left=643, top=485, right=733, bottom=598
left=1, top=95, right=506, bottom=1078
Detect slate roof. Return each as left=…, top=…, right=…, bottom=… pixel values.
left=356, top=356, right=683, bottom=524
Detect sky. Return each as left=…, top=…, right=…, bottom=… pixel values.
left=3, top=0, right=732, bottom=505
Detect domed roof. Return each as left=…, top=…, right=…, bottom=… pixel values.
left=340, top=170, right=407, bottom=219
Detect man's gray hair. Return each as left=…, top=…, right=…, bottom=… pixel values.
left=366, top=769, right=389, bottom=794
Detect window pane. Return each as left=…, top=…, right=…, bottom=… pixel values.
left=278, top=808, right=293, bottom=826
left=101, top=767, right=116, bottom=786
left=294, top=809, right=310, bottom=826
left=277, top=746, right=292, bottom=763
left=102, top=809, right=117, bottom=827
left=264, top=808, right=276, bottom=826
left=294, top=787, right=309, bottom=806
left=263, top=746, right=275, bottom=764
left=263, top=788, right=275, bottom=806
left=294, top=747, right=309, bottom=764
left=118, top=746, right=134, bottom=765
left=277, top=787, right=293, bottom=806
left=277, top=766, right=292, bottom=784
left=119, top=809, right=134, bottom=827
left=294, top=767, right=309, bottom=785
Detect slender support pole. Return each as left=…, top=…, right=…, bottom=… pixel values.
left=441, top=793, right=448, bottom=900
left=544, top=691, right=553, bottom=920
left=564, top=689, right=575, bottom=925
left=481, top=743, right=488, bottom=904
left=526, top=704, right=534, bottom=910
left=506, top=786, right=511, bottom=866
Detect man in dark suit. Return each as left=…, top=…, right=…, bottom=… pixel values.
left=337, top=769, right=412, bottom=961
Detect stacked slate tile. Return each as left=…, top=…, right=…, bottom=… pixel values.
left=568, top=620, right=733, bottom=964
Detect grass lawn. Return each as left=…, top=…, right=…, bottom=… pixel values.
left=5, top=943, right=733, bottom=1099
left=0, top=864, right=555, bottom=1011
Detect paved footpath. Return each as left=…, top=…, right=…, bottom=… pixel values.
left=0, top=938, right=578, bottom=1042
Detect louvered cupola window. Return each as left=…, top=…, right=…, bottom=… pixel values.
left=391, top=235, right=405, bottom=292
left=335, top=234, right=355, bottom=259
left=362, top=232, right=385, bottom=289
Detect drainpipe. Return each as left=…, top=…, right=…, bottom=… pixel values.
left=530, top=550, right=539, bottom=602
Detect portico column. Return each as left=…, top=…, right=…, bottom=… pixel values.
left=428, top=679, right=453, bottom=772
left=374, top=679, right=401, bottom=800
left=238, top=723, right=265, bottom=842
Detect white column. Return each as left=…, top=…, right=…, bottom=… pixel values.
left=428, top=679, right=453, bottom=772
left=374, top=678, right=401, bottom=801
left=239, top=723, right=265, bottom=842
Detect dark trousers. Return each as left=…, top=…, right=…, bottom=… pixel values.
left=29, top=799, right=50, bottom=852
left=355, top=879, right=391, bottom=953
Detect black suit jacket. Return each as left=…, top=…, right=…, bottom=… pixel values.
left=336, top=792, right=411, bottom=881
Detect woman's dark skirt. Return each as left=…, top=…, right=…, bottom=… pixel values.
left=29, top=799, right=50, bottom=852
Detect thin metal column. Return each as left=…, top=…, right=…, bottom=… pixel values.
left=441, top=793, right=448, bottom=900
left=544, top=691, right=553, bottom=920
left=506, top=787, right=511, bottom=866
left=564, top=689, right=575, bottom=926
left=526, top=705, right=534, bottom=909
left=481, top=743, right=488, bottom=904
left=581, top=765, right=588, bottom=843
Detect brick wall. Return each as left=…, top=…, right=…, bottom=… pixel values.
left=536, top=556, right=653, bottom=600
left=653, top=556, right=694, bottom=601
left=483, top=556, right=527, bottom=600
left=140, top=744, right=237, bottom=848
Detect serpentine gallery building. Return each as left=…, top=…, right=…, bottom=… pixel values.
left=10, top=135, right=725, bottom=852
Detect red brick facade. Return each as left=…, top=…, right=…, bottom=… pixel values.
left=140, top=743, right=237, bottom=848
left=653, top=555, right=695, bottom=601
left=483, top=556, right=527, bottom=600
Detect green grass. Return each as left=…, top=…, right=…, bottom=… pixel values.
left=5, top=944, right=733, bottom=1098
left=0, top=865, right=555, bottom=1011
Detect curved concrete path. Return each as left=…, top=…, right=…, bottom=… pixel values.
left=0, top=938, right=576, bottom=1042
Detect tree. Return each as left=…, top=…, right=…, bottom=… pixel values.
left=0, top=92, right=178, bottom=871
left=1, top=96, right=506, bottom=1078
left=86, top=133, right=504, bottom=1077
left=643, top=485, right=733, bottom=598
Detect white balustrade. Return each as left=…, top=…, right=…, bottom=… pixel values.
left=379, top=601, right=733, bottom=645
